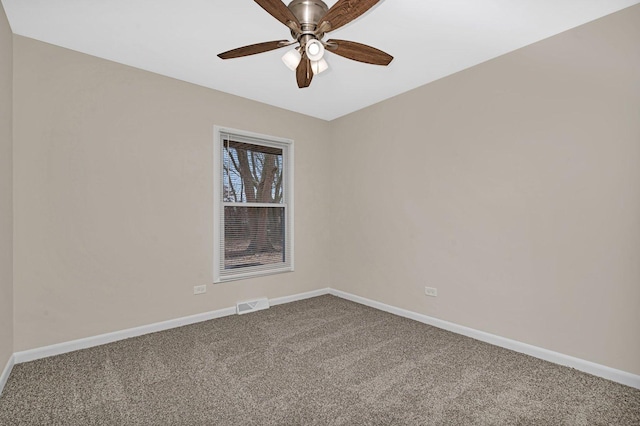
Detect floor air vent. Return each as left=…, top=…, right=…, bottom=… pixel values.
left=236, top=298, right=270, bottom=315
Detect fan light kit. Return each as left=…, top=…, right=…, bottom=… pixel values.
left=218, top=0, right=393, bottom=88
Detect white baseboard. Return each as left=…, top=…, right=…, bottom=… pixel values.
left=270, top=288, right=330, bottom=306
left=328, top=288, right=640, bottom=390
left=0, top=354, right=15, bottom=396
left=14, top=306, right=236, bottom=364
left=9, top=287, right=639, bottom=391
left=13, top=288, right=331, bottom=365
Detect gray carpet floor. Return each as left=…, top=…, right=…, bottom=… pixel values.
left=0, top=295, right=639, bottom=425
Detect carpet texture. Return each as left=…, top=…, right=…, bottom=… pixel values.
left=1, top=295, right=638, bottom=425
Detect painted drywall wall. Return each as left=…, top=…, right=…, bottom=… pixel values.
left=9, top=4, right=640, bottom=379
left=12, top=36, right=332, bottom=351
left=330, top=6, right=640, bottom=375
left=0, top=1, right=13, bottom=372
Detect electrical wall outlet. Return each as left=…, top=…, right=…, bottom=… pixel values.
left=194, top=285, right=207, bottom=295
left=424, top=287, right=438, bottom=297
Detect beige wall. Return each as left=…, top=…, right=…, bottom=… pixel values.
left=0, top=2, right=13, bottom=371
left=12, top=36, right=332, bottom=351
left=330, top=6, right=640, bottom=375
left=9, top=5, right=640, bottom=378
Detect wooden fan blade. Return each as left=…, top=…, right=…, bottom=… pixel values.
left=217, top=40, right=290, bottom=59
left=325, top=39, right=393, bottom=65
left=296, top=54, right=313, bottom=88
left=254, top=0, right=301, bottom=32
left=317, top=0, right=380, bottom=33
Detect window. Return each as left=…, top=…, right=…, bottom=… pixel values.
left=214, top=126, right=294, bottom=282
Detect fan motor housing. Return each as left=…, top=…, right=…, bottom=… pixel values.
left=288, top=0, right=328, bottom=28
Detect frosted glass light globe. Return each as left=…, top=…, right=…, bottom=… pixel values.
left=311, top=58, right=329, bottom=74
left=282, top=49, right=301, bottom=71
left=305, top=39, right=325, bottom=62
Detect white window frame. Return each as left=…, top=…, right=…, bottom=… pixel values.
left=213, top=126, right=294, bottom=283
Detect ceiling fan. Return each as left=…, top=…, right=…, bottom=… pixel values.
left=217, top=0, right=393, bottom=88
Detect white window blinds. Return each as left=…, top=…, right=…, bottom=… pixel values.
left=214, top=127, right=294, bottom=282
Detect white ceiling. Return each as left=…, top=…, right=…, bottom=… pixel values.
left=2, top=0, right=638, bottom=120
